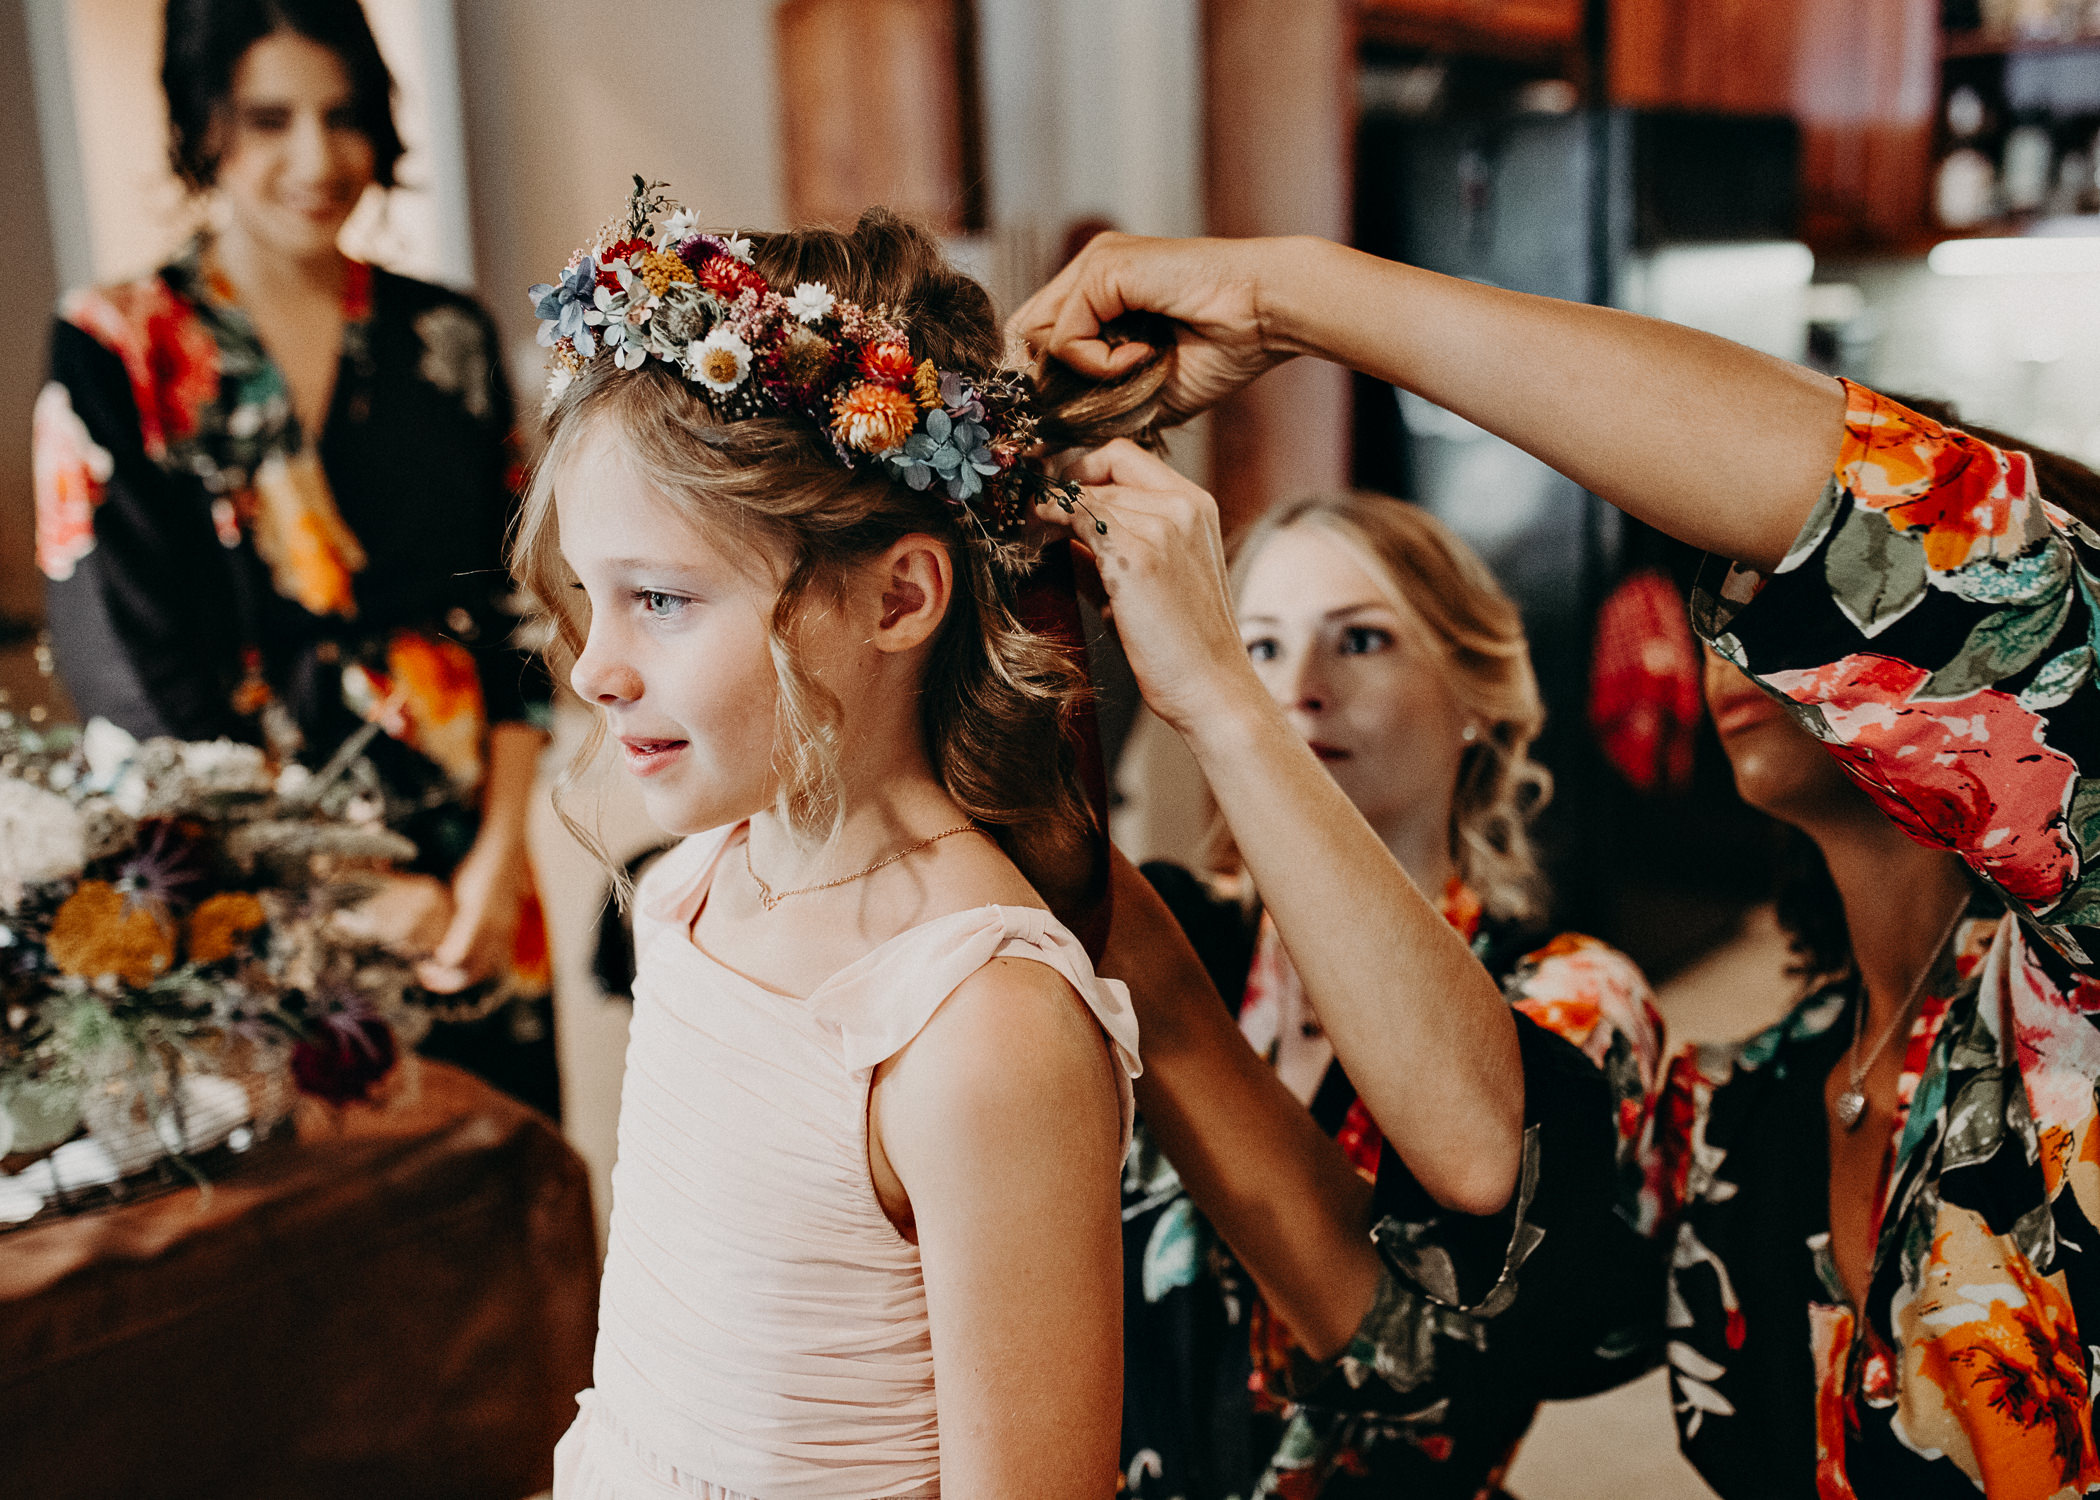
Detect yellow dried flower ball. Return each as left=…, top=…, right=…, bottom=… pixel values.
left=187, top=891, right=268, bottom=965
left=47, top=880, right=177, bottom=988
left=639, top=249, right=696, bottom=298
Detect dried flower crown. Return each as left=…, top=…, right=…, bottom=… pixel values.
left=529, top=178, right=1097, bottom=568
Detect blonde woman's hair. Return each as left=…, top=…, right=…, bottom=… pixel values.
left=1227, top=491, right=1554, bottom=925
left=512, top=209, right=1164, bottom=897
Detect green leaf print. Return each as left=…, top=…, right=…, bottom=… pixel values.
left=1919, top=585, right=2073, bottom=699
left=1141, top=1197, right=1206, bottom=1303
left=2020, top=645, right=2095, bottom=711
left=1826, top=503, right=1929, bottom=638
left=2069, top=777, right=2100, bottom=856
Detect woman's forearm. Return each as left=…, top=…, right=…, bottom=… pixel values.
left=1180, top=688, right=1524, bottom=1217
left=1262, top=239, right=1847, bottom=572
left=477, top=721, right=547, bottom=853
left=1105, top=852, right=1382, bottom=1358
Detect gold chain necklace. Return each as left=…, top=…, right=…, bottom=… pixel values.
left=1834, top=900, right=1968, bottom=1131
left=744, top=823, right=983, bottom=912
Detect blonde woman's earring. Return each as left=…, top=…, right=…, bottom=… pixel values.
left=1461, top=724, right=1480, bottom=743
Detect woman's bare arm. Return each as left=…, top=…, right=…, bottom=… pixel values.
left=1042, top=443, right=1524, bottom=1217
left=1102, top=850, right=1384, bottom=1358
left=1014, top=233, right=1846, bottom=572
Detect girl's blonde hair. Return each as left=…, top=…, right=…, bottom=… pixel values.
left=512, top=209, right=1162, bottom=892
left=1227, top=491, right=1554, bottom=925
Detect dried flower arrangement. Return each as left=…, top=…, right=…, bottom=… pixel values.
left=0, top=713, right=432, bottom=1226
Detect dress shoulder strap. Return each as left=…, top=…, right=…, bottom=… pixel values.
left=809, top=904, right=1142, bottom=1149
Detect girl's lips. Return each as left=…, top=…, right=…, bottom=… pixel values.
left=618, top=737, right=688, bottom=776
left=1307, top=742, right=1351, bottom=762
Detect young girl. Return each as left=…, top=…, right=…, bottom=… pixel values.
left=516, top=192, right=1140, bottom=1498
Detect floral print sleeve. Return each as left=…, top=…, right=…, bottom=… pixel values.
left=1255, top=939, right=1669, bottom=1497
left=1682, top=382, right=2100, bottom=1497
left=1697, top=380, right=2100, bottom=961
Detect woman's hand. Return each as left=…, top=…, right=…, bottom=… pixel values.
left=1035, top=439, right=1266, bottom=737
left=417, top=831, right=526, bottom=993
left=417, top=721, right=547, bottom=994
left=1009, top=233, right=1300, bottom=422
left=334, top=872, right=454, bottom=957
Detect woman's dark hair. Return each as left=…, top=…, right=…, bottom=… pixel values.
left=162, top=0, right=405, bottom=192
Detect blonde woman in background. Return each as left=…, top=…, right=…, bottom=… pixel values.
left=1115, top=488, right=1664, bottom=1500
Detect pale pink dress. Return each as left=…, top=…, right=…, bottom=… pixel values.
left=553, top=823, right=1140, bottom=1500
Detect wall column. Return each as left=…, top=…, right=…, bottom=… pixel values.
left=1202, top=0, right=1353, bottom=531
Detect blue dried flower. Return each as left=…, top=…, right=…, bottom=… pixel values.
left=886, top=407, right=1001, bottom=502
left=938, top=371, right=986, bottom=422
left=528, top=257, right=602, bottom=358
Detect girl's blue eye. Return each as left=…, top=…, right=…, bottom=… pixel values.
left=634, top=589, right=686, bottom=619
left=1245, top=637, right=1279, bottom=663
left=1339, top=625, right=1392, bottom=656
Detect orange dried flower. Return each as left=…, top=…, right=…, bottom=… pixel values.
left=832, top=383, right=919, bottom=454
left=187, top=891, right=267, bottom=965
left=47, top=880, right=177, bottom=987
left=859, top=341, right=917, bottom=388
left=912, top=359, right=942, bottom=410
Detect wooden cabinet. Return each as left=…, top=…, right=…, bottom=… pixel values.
left=775, top=0, right=972, bottom=233
left=1612, top=0, right=1938, bottom=247
left=1358, top=0, right=1585, bottom=61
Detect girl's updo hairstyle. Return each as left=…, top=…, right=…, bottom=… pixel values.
left=515, top=209, right=1160, bottom=883
left=1227, top=492, right=1553, bottom=925
left=162, top=0, right=406, bottom=192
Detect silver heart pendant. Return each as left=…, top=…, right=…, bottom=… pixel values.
left=1835, top=1089, right=1868, bottom=1130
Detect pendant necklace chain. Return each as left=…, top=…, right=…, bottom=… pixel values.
left=1834, top=899, right=1969, bottom=1132
left=745, top=823, right=983, bottom=912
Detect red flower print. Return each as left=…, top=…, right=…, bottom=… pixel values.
left=1764, top=654, right=2079, bottom=907
left=61, top=277, right=220, bottom=461
left=32, top=383, right=113, bottom=581
left=1837, top=383, right=2046, bottom=574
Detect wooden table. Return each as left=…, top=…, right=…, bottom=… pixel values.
left=0, top=1060, right=597, bottom=1499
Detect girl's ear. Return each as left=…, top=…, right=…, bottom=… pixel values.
left=872, top=534, right=955, bottom=652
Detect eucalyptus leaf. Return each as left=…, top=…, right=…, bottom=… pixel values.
left=2020, top=645, right=2095, bottom=712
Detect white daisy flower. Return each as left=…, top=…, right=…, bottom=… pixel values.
left=784, top=282, right=836, bottom=323
left=722, top=233, right=754, bottom=264
left=661, top=209, right=700, bottom=243
left=686, top=327, right=753, bottom=393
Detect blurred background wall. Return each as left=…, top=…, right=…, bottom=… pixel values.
left=4, top=6, right=2098, bottom=1493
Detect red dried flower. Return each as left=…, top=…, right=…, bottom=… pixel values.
left=697, top=254, right=769, bottom=302
left=292, top=1013, right=398, bottom=1104
left=595, top=237, right=648, bottom=289
left=859, top=341, right=917, bottom=388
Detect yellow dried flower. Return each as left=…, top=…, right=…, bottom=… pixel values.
left=187, top=891, right=267, bottom=965
left=639, top=249, right=695, bottom=297
left=47, top=880, right=176, bottom=987
left=912, top=359, right=942, bottom=410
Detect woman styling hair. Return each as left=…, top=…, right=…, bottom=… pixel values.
left=33, top=0, right=556, bottom=1111
left=1021, top=232, right=2100, bottom=1496
left=1120, top=491, right=1661, bottom=1499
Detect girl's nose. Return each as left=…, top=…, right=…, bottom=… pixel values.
left=570, top=633, right=640, bottom=707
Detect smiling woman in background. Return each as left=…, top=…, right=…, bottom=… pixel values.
left=32, top=0, right=557, bottom=1114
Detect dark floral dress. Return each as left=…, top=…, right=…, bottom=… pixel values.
left=33, top=240, right=558, bottom=1115
left=1275, top=382, right=2100, bottom=1499
left=1124, top=866, right=1664, bottom=1499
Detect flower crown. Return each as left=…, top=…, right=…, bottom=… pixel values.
left=529, top=178, right=1093, bottom=566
